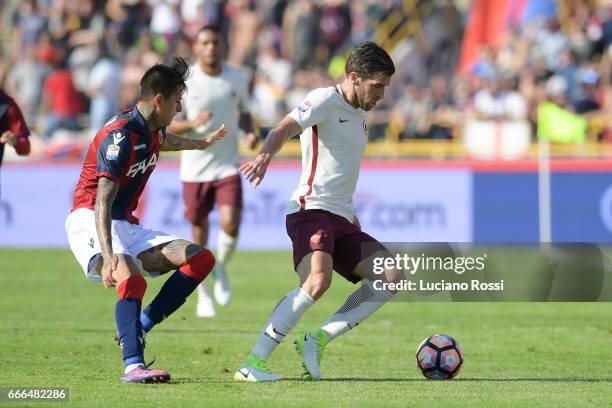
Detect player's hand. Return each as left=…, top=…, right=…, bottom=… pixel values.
left=199, top=124, right=225, bottom=149
left=101, top=254, right=118, bottom=289
left=0, top=131, right=16, bottom=146
left=240, top=153, right=270, bottom=188
left=191, top=111, right=212, bottom=129
left=244, top=132, right=259, bottom=150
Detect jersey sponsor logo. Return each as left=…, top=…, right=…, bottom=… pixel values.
left=126, top=153, right=158, bottom=177
left=297, top=100, right=312, bottom=113
left=339, top=117, right=349, bottom=123
left=134, top=143, right=147, bottom=151
left=106, top=144, right=120, bottom=160
left=113, top=131, right=126, bottom=145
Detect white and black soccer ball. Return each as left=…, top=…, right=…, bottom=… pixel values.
left=416, top=334, right=463, bottom=379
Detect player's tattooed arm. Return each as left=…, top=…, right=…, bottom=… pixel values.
left=95, top=176, right=119, bottom=288
left=161, top=124, right=226, bottom=151
left=240, top=115, right=302, bottom=187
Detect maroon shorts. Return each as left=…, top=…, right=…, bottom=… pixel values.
left=183, top=174, right=243, bottom=223
left=286, top=209, right=388, bottom=284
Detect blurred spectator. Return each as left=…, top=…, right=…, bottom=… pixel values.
left=147, top=0, right=181, bottom=53
left=424, top=75, right=456, bottom=139
left=5, top=44, right=52, bottom=124
left=119, top=50, right=146, bottom=109
left=41, top=52, right=82, bottom=139
left=256, top=44, right=292, bottom=91
left=282, top=0, right=321, bottom=70
left=87, top=41, right=122, bottom=134
left=105, top=0, right=150, bottom=51
left=473, top=75, right=527, bottom=121
left=227, top=0, right=262, bottom=66
left=532, top=18, right=570, bottom=71
left=319, top=0, right=351, bottom=60
left=11, top=0, right=48, bottom=60
left=250, top=70, right=285, bottom=134
left=573, top=67, right=601, bottom=114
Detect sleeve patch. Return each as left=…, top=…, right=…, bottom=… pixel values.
left=112, top=131, right=127, bottom=145
left=297, top=101, right=312, bottom=113
left=106, top=144, right=120, bottom=160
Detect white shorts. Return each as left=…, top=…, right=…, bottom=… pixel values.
left=65, top=208, right=180, bottom=283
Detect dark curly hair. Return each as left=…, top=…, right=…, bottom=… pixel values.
left=139, top=56, right=190, bottom=99
left=345, top=42, right=395, bottom=79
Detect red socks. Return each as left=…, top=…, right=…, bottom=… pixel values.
left=179, top=249, right=215, bottom=282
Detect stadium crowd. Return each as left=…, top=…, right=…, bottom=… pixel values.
left=0, top=0, right=611, bottom=159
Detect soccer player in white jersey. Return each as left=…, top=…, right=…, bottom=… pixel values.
left=234, top=42, right=403, bottom=382
left=169, top=26, right=257, bottom=317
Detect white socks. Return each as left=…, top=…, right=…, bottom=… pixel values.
left=320, top=281, right=394, bottom=341
left=252, top=288, right=315, bottom=361
left=216, top=230, right=237, bottom=265
left=196, top=279, right=216, bottom=317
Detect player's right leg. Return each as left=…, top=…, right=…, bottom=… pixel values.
left=235, top=251, right=333, bottom=382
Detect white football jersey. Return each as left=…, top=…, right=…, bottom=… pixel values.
left=287, top=84, right=369, bottom=222
left=179, top=62, right=249, bottom=182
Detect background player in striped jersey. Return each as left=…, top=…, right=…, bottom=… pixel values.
left=65, top=57, right=225, bottom=383
left=168, top=25, right=258, bottom=318
left=234, top=42, right=404, bottom=382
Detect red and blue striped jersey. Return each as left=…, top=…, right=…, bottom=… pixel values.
left=71, top=107, right=166, bottom=224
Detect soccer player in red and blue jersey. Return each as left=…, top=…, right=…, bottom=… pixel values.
left=66, top=57, right=226, bottom=383
left=0, top=88, right=31, bottom=199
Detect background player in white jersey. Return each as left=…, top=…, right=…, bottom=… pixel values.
left=234, top=42, right=403, bottom=382
left=169, top=26, right=257, bottom=317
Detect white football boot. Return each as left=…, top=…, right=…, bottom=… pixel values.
left=234, top=354, right=280, bottom=382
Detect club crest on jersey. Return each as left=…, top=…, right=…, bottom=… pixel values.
left=113, top=131, right=126, bottom=145
left=106, top=144, right=120, bottom=160
left=127, top=153, right=158, bottom=177
left=362, top=120, right=368, bottom=136
left=297, top=100, right=312, bottom=113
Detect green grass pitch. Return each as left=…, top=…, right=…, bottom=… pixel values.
left=1, top=248, right=611, bottom=407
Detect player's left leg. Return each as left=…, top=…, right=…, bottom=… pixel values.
left=137, top=240, right=216, bottom=333
left=212, top=174, right=243, bottom=306
left=214, top=204, right=241, bottom=306
left=296, top=227, right=404, bottom=380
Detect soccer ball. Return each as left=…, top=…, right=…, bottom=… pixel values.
left=416, top=334, right=463, bottom=379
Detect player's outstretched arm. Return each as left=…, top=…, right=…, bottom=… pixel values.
left=240, top=115, right=302, bottom=188
left=161, top=124, right=226, bottom=151
left=95, top=176, right=119, bottom=289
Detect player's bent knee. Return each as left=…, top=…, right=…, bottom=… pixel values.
left=180, top=248, right=215, bottom=282
left=304, top=271, right=332, bottom=299
left=117, top=274, right=147, bottom=300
